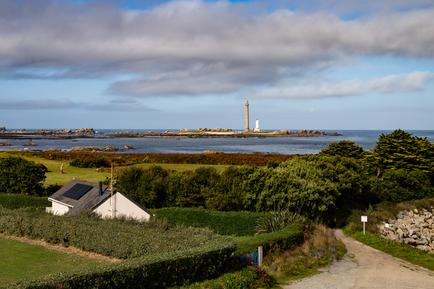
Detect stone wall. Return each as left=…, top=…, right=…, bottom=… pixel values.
left=378, top=208, right=433, bottom=253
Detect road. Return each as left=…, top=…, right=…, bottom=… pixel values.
left=283, top=230, right=434, bottom=289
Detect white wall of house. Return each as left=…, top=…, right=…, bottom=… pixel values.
left=48, top=200, right=71, bottom=215
left=93, top=192, right=150, bottom=221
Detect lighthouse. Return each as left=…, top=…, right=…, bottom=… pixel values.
left=244, top=99, right=250, bottom=132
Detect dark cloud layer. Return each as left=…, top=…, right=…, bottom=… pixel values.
left=0, top=98, right=154, bottom=111
left=1, top=0, right=434, bottom=98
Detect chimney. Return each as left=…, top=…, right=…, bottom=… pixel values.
left=99, top=181, right=104, bottom=196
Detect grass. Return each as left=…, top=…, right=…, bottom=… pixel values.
left=234, top=224, right=304, bottom=255
left=344, top=229, right=434, bottom=271
left=0, top=236, right=103, bottom=286
left=177, top=267, right=275, bottom=289
left=0, top=152, right=229, bottom=185
left=263, top=225, right=347, bottom=284
left=0, top=194, right=49, bottom=209
left=151, top=207, right=264, bottom=236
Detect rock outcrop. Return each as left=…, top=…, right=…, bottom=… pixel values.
left=378, top=208, right=434, bottom=253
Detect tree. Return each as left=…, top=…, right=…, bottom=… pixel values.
left=320, top=140, right=365, bottom=158
left=0, top=157, right=47, bottom=195
left=369, top=129, right=434, bottom=180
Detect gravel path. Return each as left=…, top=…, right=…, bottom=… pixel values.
left=283, top=230, right=434, bottom=289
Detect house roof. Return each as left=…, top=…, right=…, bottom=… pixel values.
left=49, top=180, right=113, bottom=216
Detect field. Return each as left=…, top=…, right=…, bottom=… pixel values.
left=0, top=152, right=229, bottom=186
left=0, top=237, right=103, bottom=286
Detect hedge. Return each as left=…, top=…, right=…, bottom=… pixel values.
left=5, top=239, right=235, bottom=289
left=0, top=194, right=50, bottom=209
left=177, top=267, right=275, bottom=289
left=234, top=224, right=304, bottom=255
left=151, top=207, right=264, bottom=236
left=0, top=207, right=232, bottom=259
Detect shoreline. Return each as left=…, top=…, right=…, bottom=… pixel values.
left=0, top=129, right=341, bottom=140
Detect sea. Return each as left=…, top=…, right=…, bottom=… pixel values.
left=1, top=130, right=433, bottom=155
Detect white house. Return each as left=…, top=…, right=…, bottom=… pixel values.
left=46, top=180, right=151, bottom=222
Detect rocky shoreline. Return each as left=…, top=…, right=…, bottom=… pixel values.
left=0, top=128, right=341, bottom=139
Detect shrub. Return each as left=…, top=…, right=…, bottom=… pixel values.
left=372, top=169, right=433, bottom=202
left=180, top=267, right=275, bottom=289
left=0, top=194, right=50, bottom=209
left=152, top=207, right=264, bottom=236
left=69, top=158, right=110, bottom=168
left=255, top=210, right=306, bottom=234
left=0, top=157, right=47, bottom=195
left=251, top=156, right=369, bottom=223
left=234, top=224, right=304, bottom=255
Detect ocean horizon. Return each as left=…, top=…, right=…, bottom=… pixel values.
left=1, top=129, right=433, bottom=155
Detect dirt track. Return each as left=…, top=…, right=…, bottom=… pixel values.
left=283, top=230, right=434, bottom=289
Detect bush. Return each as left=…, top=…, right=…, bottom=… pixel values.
left=234, top=224, right=304, bottom=255
left=179, top=267, right=275, bottom=289
left=249, top=156, right=369, bottom=224
left=152, top=207, right=264, bottom=236
left=0, top=207, right=233, bottom=259
left=372, top=169, right=433, bottom=202
left=255, top=210, right=306, bottom=234
left=69, top=158, right=110, bottom=168
left=0, top=157, right=47, bottom=195
left=0, top=194, right=50, bottom=209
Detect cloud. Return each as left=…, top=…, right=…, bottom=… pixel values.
left=254, top=71, right=434, bottom=99
left=1, top=1, right=434, bottom=97
left=0, top=98, right=155, bottom=111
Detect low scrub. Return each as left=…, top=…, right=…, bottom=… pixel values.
left=178, top=267, right=275, bottom=289
left=0, top=194, right=50, bottom=209
left=69, top=158, right=110, bottom=168
left=345, top=198, right=434, bottom=233
left=234, top=224, right=304, bottom=255
left=0, top=207, right=233, bottom=259
left=151, top=207, right=264, bottom=236
left=263, top=225, right=346, bottom=283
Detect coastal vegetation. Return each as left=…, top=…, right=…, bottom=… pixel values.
left=0, top=129, right=432, bottom=288
left=0, top=157, right=47, bottom=195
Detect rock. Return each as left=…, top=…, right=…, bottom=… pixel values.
left=377, top=207, right=434, bottom=253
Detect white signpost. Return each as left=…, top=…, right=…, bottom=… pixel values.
left=361, top=215, right=368, bottom=235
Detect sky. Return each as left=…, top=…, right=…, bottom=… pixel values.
left=0, top=0, right=434, bottom=130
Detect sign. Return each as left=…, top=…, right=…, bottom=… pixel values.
left=361, top=216, right=368, bottom=222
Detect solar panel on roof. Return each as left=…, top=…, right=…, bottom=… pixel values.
left=63, top=184, right=93, bottom=200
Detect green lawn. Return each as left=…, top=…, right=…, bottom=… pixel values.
left=0, top=237, right=104, bottom=286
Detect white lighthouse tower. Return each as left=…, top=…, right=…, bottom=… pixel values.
left=254, top=119, right=260, bottom=132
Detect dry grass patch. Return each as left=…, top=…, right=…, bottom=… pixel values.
left=263, top=225, right=346, bottom=283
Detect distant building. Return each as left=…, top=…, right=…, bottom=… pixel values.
left=46, top=180, right=151, bottom=222
left=244, top=99, right=250, bottom=132
left=254, top=119, right=261, bottom=132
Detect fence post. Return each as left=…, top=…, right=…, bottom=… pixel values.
left=258, top=246, right=263, bottom=267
